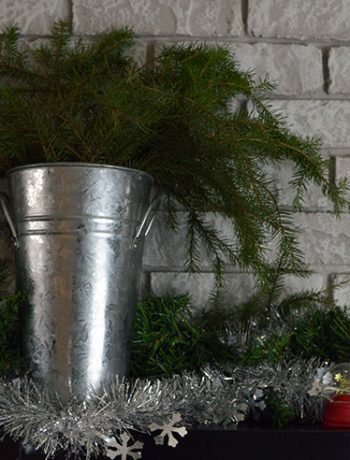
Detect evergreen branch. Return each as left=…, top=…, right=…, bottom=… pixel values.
left=0, top=23, right=347, bottom=283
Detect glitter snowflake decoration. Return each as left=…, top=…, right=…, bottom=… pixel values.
left=105, top=432, right=144, bottom=460
left=149, top=413, right=188, bottom=447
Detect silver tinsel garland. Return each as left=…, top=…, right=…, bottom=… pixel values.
left=0, top=361, right=325, bottom=459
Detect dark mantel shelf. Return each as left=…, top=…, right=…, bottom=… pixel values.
left=4, top=426, right=350, bottom=460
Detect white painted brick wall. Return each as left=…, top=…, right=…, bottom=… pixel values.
left=0, top=0, right=70, bottom=35
left=1, top=0, right=350, bottom=306
left=268, top=100, right=350, bottom=148
left=336, top=156, right=350, bottom=182
left=144, top=211, right=350, bottom=269
left=73, top=0, right=243, bottom=36
left=143, top=212, right=235, bottom=270
left=267, top=158, right=332, bottom=211
left=249, top=0, right=350, bottom=40
left=294, top=213, right=350, bottom=266
left=329, top=47, right=350, bottom=94
left=150, top=272, right=256, bottom=310
left=332, top=274, right=350, bottom=308
left=150, top=272, right=326, bottom=310
left=231, top=43, right=323, bottom=96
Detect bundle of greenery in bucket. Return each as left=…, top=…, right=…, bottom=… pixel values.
left=0, top=21, right=347, bottom=282
left=0, top=21, right=348, bottom=405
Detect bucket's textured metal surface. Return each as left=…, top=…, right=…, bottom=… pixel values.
left=7, top=163, right=154, bottom=401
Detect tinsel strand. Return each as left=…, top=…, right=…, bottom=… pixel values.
left=0, top=361, right=325, bottom=459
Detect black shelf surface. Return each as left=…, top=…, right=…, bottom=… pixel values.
left=4, top=425, right=350, bottom=460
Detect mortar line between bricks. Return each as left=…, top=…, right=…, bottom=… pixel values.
left=145, top=267, right=346, bottom=274
left=67, top=0, right=74, bottom=33
left=154, top=209, right=348, bottom=215
left=143, top=267, right=257, bottom=274
left=329, top=156, right=336, bottom=188
left=326, top=274, right=335, bottom=301
left=79, top=34, right=350, bottom=47
left=241, top=0, right=249, bottom=35
left=261, top=94, right=350, bottom=101
left=321, top=148, right=350, bottom=153
left=129, top=36, right=350, bottom=48
left=241, top=91, right=350, bottom=100
left=322, top=47, right=331, bottom=94
left=15, top=33, right=350, bottom=48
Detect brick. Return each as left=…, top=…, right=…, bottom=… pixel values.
left=336, top=156, right=350, bottom=183
left=154, top=42, right=322, bottom=95
left=249, top=0, right=350, bottom=40
left=0, top=0, right=69, bottom=35
left=329, top=47, right=350, bottom=94
left=149, top=272, right=257, bottom=309
left=295, top=213, right=350, bottom=266
left=332, top=274, right=350, bottom=308
left=268, top=100, right=350, bottom=148
left=231, top=43, right=323, bottom=96
left=149, top=272, right=215, bottom=309
left=281, top=273, right=326, bottom=296
left=149, top=271, right=326, bottom=309
left=73, top=0, right=243, bottom=36
left=143, top=212, right=228, bottom=270
left=267, top=159, right=332, bottom=211
left=144, top=206, right=350, bottom=271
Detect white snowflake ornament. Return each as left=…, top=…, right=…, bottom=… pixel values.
left=308, top=378, right=323, bottom=397
left=149, top=413, right=188, bottom=448
left=105, top=432, right=144, bottom=460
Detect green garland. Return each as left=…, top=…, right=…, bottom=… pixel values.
left=130, top=294, right=236, bottom=377
left=0, top=292, right=25, bottom=375
left=243, top=307, right=350, bottom=365
left=130, top=293, right=350, bottom=375
left=0, top=262, right=25, bottom=376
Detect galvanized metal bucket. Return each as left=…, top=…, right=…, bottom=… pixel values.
left=0, top=163, right=157, bottom=402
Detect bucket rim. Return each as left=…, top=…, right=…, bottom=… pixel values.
left=7, top=162, right=154, bottom=182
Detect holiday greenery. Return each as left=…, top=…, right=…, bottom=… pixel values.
left=130, top=294, right=235, bottom=377
left=0, top=22, right=348, bottom=282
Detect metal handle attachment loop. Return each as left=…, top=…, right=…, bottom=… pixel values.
left=0, top=192, right=19, bottom=248
left=132, top=195, right=161, bottom=249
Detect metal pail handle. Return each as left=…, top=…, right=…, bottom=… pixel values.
left=0, top=192, right=19, bottom=248
left=131, top=195, right=161, bottom=249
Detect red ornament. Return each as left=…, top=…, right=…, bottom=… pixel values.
left=323, top=394, right=350, bottom=428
